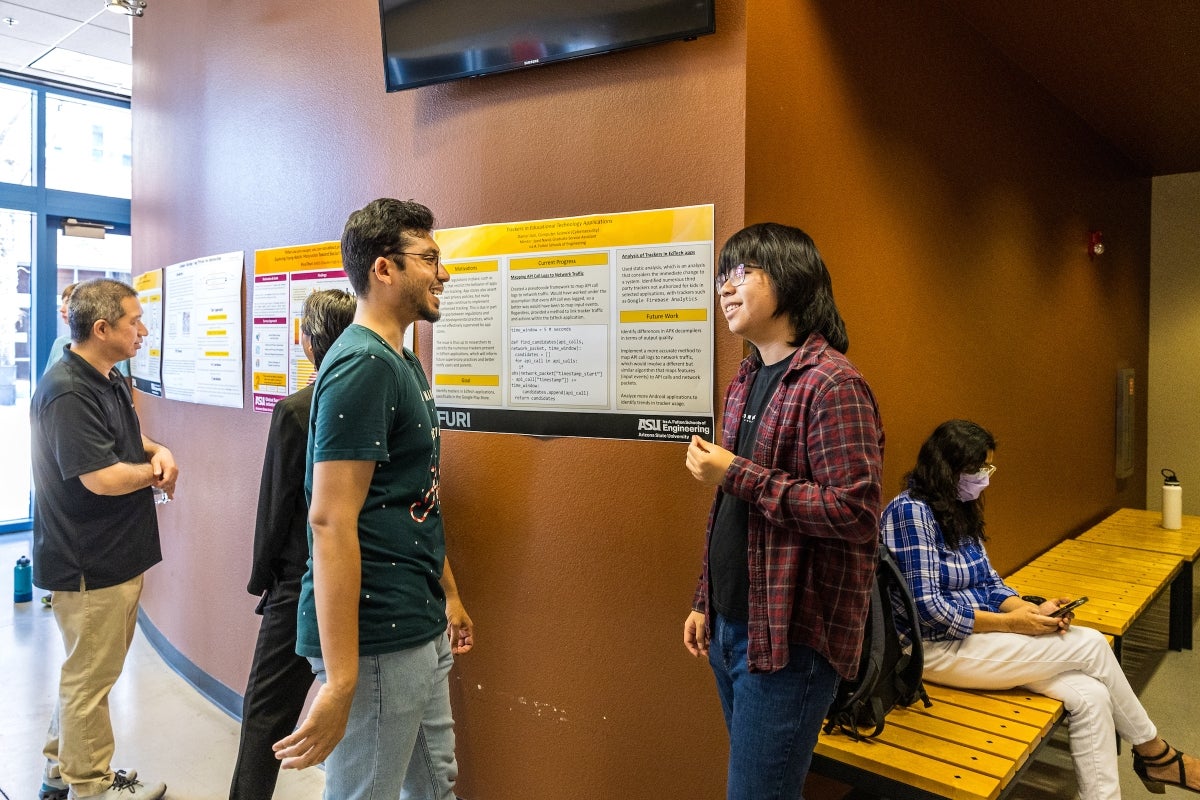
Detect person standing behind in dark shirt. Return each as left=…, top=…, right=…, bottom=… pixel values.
left=32, top=278, right=176, bottom=800
left=229, top=288, right=356, bottom=800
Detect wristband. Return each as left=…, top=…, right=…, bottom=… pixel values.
left=1021, top=595, right=1045, bottom=605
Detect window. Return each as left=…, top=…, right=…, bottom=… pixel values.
left=54, top=230, right=133, bottom=340
left=0, top=75, right=131, bottom=531
left=45, top=93, right=132, bottom=199
left=0, top=84, right=34, bottom=186
left=0, top=208, right=33, bottom=523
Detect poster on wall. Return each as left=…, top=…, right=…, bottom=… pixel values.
left=131, top=269, right=164, bottom=397
left=250, top=241, right=414, bottom=414
left=251, top=241, right=347, bottom=413
left=161, top=251, right=245, bottom=408
left=432, top=204, right=715, bottom=442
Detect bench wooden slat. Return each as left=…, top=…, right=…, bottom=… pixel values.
left=922, top=684, right=1058, bottom=735
left=1049, top=542, right=1183, bottom=577
left=1010, top=562, right=1172, bottom=591
left=815, top=734, right=1005, bottom=800
left=1003, top=569, right=1150, bottom=603
left=883, top=708, right=1036, bottom=761
left=974, top=687, right=1066, bottom=715
left=841, top=720, right=1021, bottom=780
left=1017, top=554, right=1179, bottom=585
left=815, top=680, right=1065, bottom=800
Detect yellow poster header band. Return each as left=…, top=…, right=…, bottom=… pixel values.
left=620, top=309, right=709, bottom=323
left=255, top=240, right=342, bottom=275
left=133, top=270, right=162, bottom=292
left=445, top=260, right=500, bottom=275
left=509, top=253, right=609, bottom=271
left=436, top=205, right=713, bottom=259
left=434, top=374, right=501, bottom=387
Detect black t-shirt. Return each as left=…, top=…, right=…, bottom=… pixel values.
left=708, top=356, right=790, bottom=621
left=31, top=349, right=160, bottom=591
left=248, top=383, right=314, bottom=596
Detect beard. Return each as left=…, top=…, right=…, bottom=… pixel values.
left=418, top=303, right=441, bottom=324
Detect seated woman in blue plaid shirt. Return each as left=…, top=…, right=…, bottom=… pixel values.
left=882, top=419, right=1199, bottom=800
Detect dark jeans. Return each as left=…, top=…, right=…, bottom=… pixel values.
left=708, top=614, right=840, bottom=800
left=228, top=579, right=314, bottom=800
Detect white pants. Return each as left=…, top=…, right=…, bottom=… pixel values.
left=924, top=625, right=1155, bottom=800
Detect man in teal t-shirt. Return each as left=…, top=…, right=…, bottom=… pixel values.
left=274, top=199, right=474, bottom=800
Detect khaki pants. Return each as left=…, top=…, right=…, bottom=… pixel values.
left=43, top=574, right=144, bottom=797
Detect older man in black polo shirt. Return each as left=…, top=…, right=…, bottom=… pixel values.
left=31, top=278, right=176, bottom=800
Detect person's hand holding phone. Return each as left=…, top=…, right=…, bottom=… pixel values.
left=1050, top=596, right=1088, bottom=618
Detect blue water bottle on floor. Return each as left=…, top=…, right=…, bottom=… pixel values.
left=14, top=555, right=32, bottom=603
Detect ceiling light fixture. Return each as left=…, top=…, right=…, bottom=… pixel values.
left=105, top=0, right=147, bottom=16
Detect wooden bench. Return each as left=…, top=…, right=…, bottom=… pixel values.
left=1076, top=508, right=1200, bottom=651
left=811, top=527, right=1182, bottom=799
left=813, top=683, right=1065, bottom=800
left=1004, top=538, right=1182, bottom=662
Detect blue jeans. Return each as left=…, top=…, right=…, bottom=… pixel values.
left=311, top=633, right=457, bottom=800
left=708, top=614, right=840, bottom=800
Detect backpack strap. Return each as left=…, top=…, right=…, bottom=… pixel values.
left=879, top=543, right=933, bottom=709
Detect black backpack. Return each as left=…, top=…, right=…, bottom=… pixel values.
left=823, top=543, right=932, bottom=740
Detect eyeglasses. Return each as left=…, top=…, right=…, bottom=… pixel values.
left=715, top=263, right=759, bottom=291
left=389, top=251, right=442, bottom=268
left=976, top=464, right=997, bottom=477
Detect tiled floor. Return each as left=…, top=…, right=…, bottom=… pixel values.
left=2, top=526, right=1198, bottom=800
left=0, top=531, right=324, bottom=800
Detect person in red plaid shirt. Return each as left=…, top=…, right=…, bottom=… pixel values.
left=684, top=222, right=884, bottom=800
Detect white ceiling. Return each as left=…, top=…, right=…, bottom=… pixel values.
left=0, top=0, right=134, bottom=96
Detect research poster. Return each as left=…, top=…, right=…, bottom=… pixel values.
left=131, top=269, right=164, bottom=397
left=251, top=241, right=347, bottom=413
left=161, top=251, right=245, bottom=408
left=251, top=241, right=413, bottom=414
left=432, top=205, right=715, bottom=442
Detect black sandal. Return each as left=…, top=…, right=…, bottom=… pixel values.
left=1134, top=740, right=1200, bottom=795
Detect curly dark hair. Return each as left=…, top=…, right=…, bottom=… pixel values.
left=340, top=198, right=435, bottom=296
left=905, top=419, right=996, bottom=549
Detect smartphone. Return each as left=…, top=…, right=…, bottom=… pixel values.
left=1050, top=597, right=1088, bottom=618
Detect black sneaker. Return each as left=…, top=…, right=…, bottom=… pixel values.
left=68, top=770, right=166, bottom=800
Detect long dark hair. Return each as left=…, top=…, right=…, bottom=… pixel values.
left=905, top=419, right=996, bottom=549
left=717, top=222, right=849, bottom=353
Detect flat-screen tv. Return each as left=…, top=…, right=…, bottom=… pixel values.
left=379, top=0, right=716, bottom=93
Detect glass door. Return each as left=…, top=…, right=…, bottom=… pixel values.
left=1, top=76, right=131, bottom=532
left=0, top=209, right=33, bottom=526
left=46, top=223, right=132, bottom=373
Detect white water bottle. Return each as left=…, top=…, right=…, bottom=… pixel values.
left=1162, top=468, right=1182, bottom=530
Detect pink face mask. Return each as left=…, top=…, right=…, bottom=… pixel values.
left=957, top=470, right=990, bottom=502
